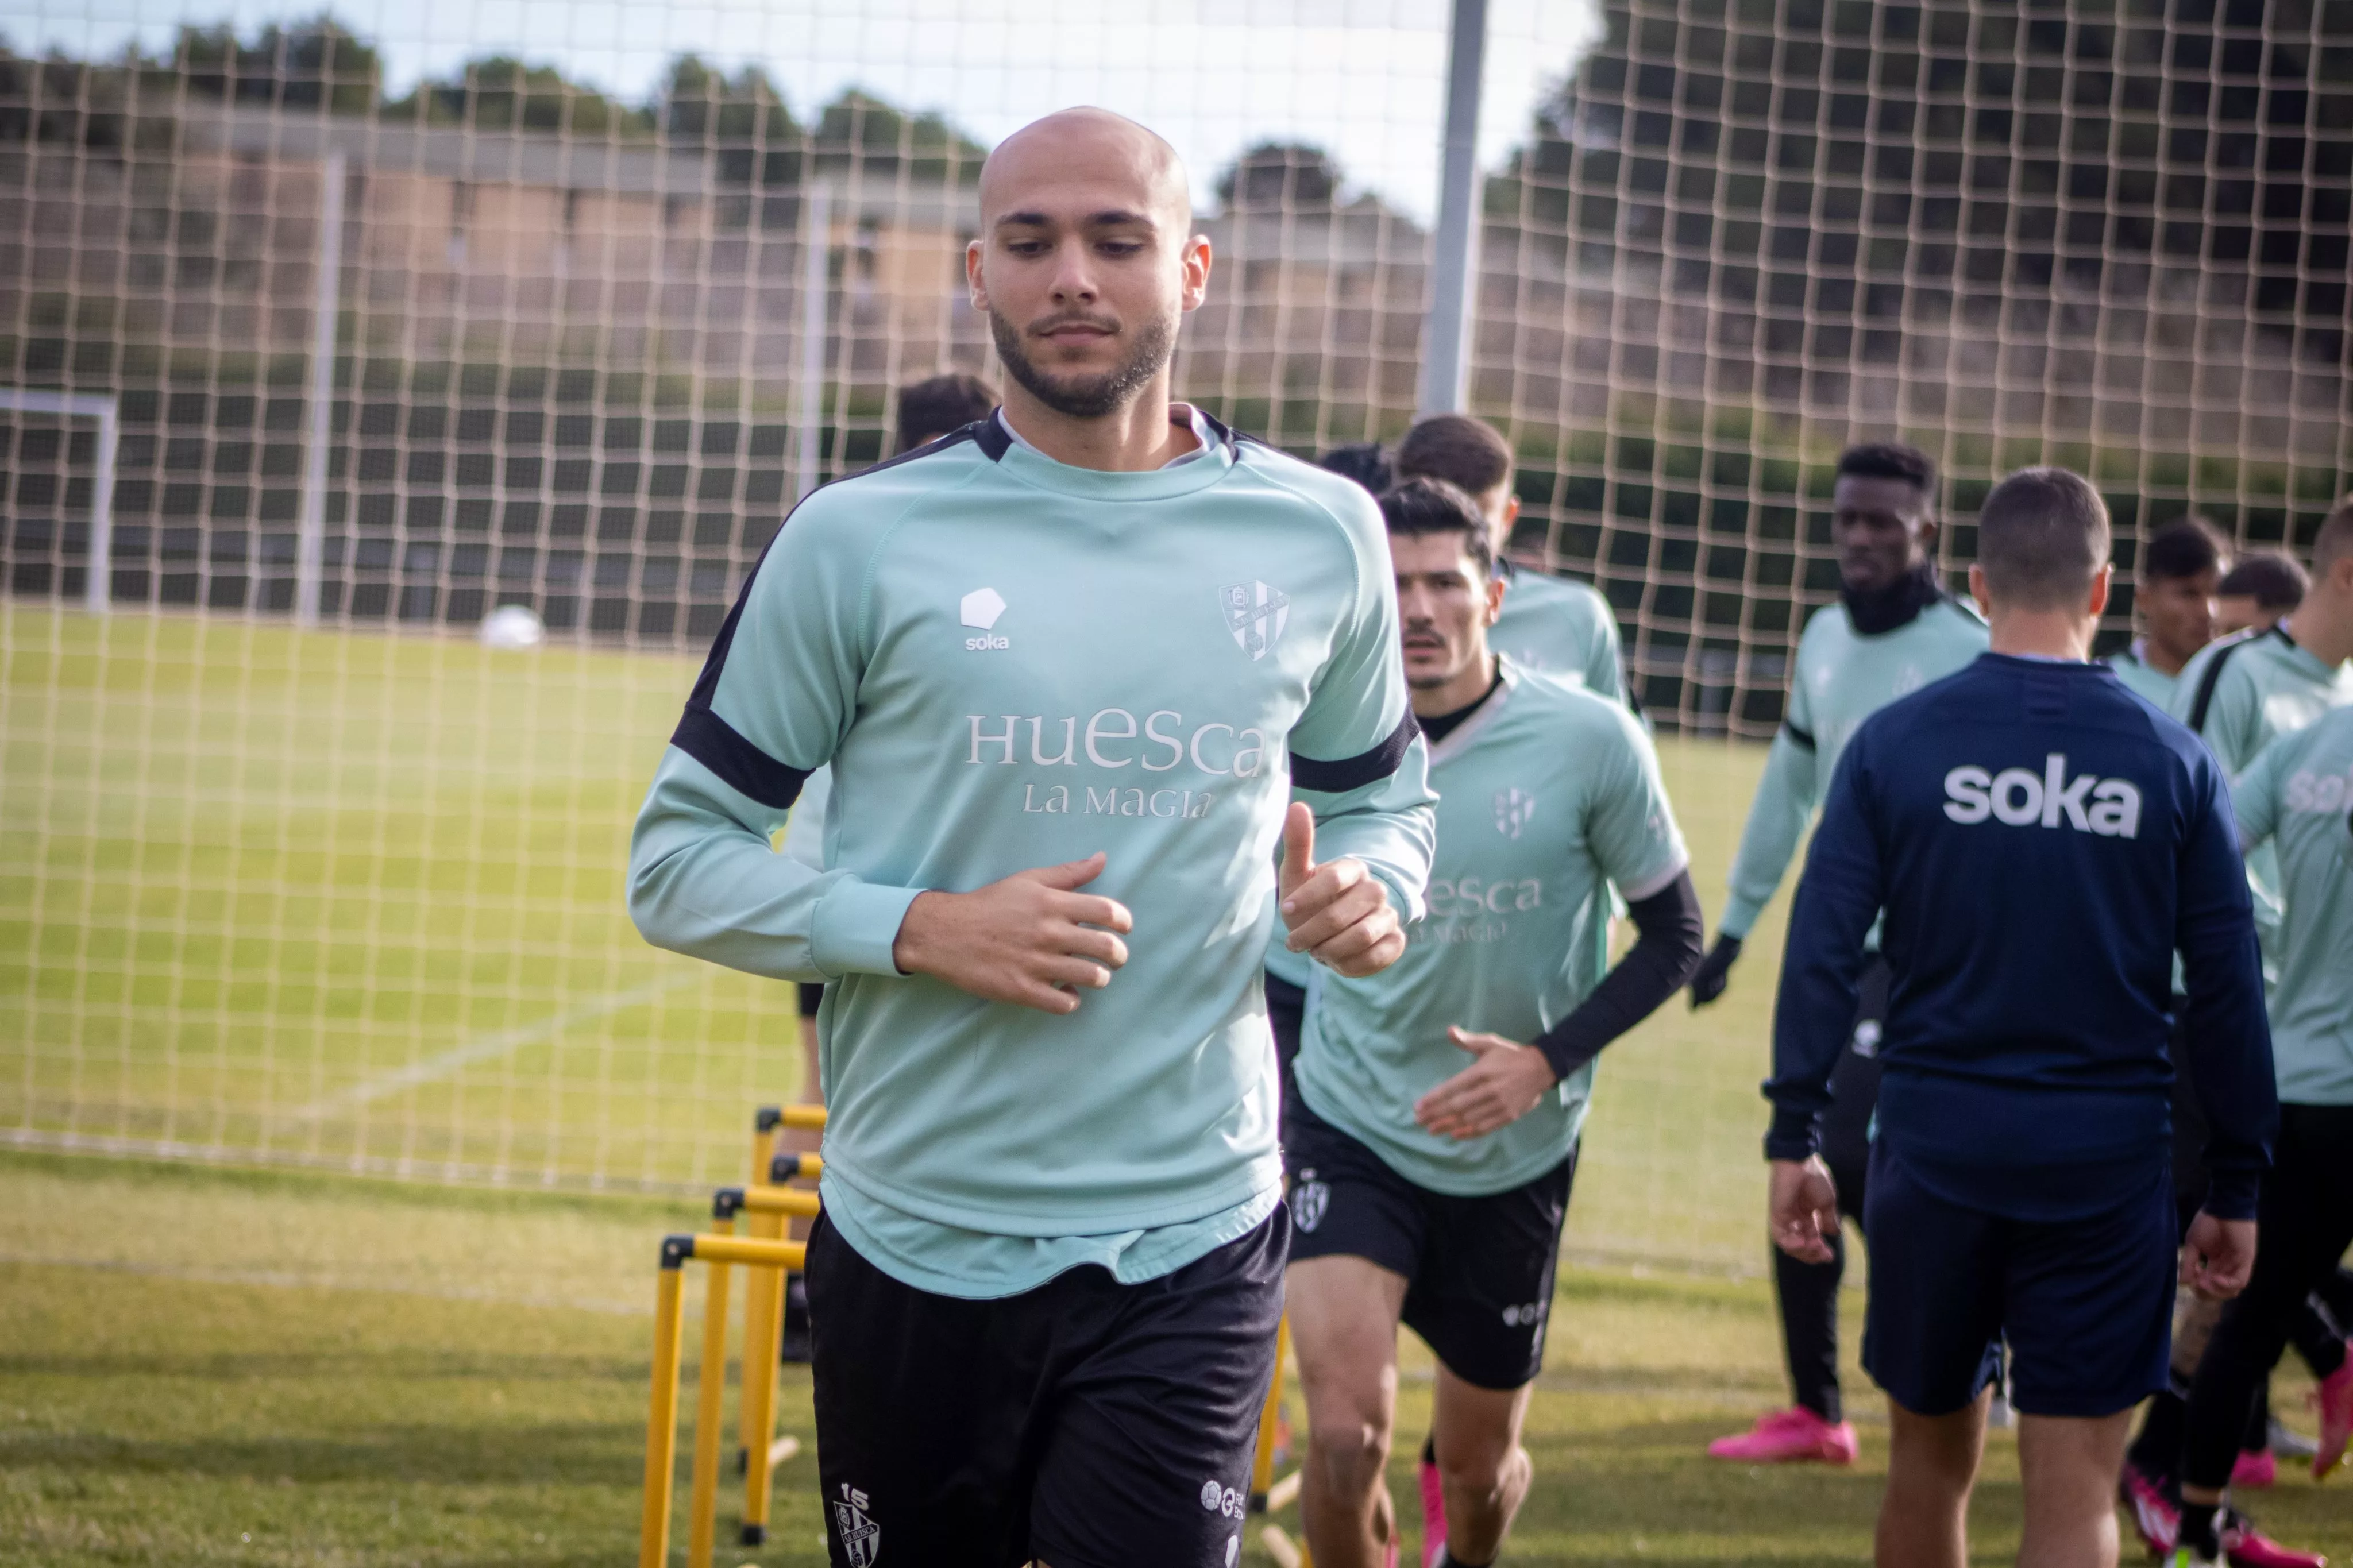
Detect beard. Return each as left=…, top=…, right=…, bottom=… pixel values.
left=990, top=304, right=1177, bottom=419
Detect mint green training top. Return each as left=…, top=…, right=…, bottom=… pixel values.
left=628, top=412, right=1437, bottom=1297
left=2231, top=704, right=2353, bottom=1104
left=2170, top=625, right=2353, bottom=951
left=1296, top=661, right=1688, bottom=1195
left=1718, top=595, right=1989, bottom=940
left=2105, top=639, right=2180, bottom=708
left=1266, top=561, right=1630, bottom=994
left=1490, top=564, right=1626, bottom=704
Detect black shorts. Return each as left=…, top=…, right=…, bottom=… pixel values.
left=1283, top=1087, right=1574, bottom=1390
left=804, top=1206, right=1286, bottom=1568
left=1861, top=1138, right=2174, bottom=1418
left=797, top=981, right=826, bottom=1019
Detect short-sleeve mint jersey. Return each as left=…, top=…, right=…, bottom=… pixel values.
left=1267, top=561, right=1630, bottom=994
left=2171, top=625, right=2353, bottom=950
left=1489, top=565, right=1626, bottom=705
left=1294, top=662, right=1689, bottom=1195
left=1719, top=596, right=1989, bottom=939
left=2106, top=640, right=2179, bottom=708
left=2231, top=706, right=2353, bottom=1105
left=2170, top=626, right=2353, bottom=776
left=628, top=413, right=1437, bottom=1297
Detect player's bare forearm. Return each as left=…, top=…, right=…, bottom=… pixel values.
left=890, top=852, right=1133, bottom=1015
left=1414, top=1028, right=1557, bottom=1139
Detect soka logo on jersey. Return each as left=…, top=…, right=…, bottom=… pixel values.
left=1942, top=754, right=2143, bottom=839
left=960, top=586, right=1009, bottom=651
left=1222, top=581, right=1289, bottom=661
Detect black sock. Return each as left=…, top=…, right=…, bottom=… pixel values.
left=1433, top=1552, right=1494, bottom=1568
left=1422, top=1434, right=1437, bottom=1466
left=2127, top=1390, right=2187, bottom=1478
left=2178, top=1503, right=2225, bottom=1559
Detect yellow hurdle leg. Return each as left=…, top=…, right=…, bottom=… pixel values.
left=638, top=1242, right=691, bottom=1568
left=686, top=1255, right=732, bottom=1568
left=738, top=1209, right=785, bottom=1544
left=1250, top=1313, right=1290, bottom=1508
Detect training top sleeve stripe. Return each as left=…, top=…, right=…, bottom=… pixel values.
left=670, top=705, right=811, bottom=810
left=2185, top=631, right=2256, bottom=735
left=1290, top=710, right=1420, bottom=793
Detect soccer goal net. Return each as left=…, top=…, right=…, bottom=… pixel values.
left=3, top=0, right=2348, bottom=1271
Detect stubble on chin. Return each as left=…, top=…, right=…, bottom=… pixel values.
left=989, top=306, right=1176, bottom=420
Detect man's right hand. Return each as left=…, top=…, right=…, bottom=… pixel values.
left=1688, top=932, right=1742, bottom=1007
left=2182, top=1210, right=2257, bottom=1301
left=1769, top=1156, right=1840, bottom=1264
left=890, top=852, right=1133, bottom=1015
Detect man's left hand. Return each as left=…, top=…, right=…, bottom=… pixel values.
left=1413, top=1028, right=1558, bottom=1140
left=1279, top=802, right=1405, bottom=978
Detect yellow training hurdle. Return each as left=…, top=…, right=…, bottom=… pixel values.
left=640, top=1230, right=809, bottom=1568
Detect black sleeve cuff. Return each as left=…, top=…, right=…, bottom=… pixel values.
left=2200, top=1169, right=2262, bottom=1222
left=1764, top=1107, right=1821, bottom=1164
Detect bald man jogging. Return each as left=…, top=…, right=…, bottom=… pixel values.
left=628, top=109, right=1436, bottom=1568
left=1766, top=468, right=2275, bottom=1568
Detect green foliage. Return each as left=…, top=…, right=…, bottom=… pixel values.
left=380, top=55, right=653, bottom=137
left=1216, top=141, right=1345, bottom=211
left=167, top=16, right=383, bottom=115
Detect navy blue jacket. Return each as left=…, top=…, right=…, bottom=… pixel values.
left=1765, top=653, right=2277, bottom=1222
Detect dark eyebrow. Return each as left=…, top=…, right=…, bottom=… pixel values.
left=994, top=208, right=1159, bottom=231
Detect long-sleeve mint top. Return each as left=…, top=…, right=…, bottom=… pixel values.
left=628, top=412, right=1436, bottom=1296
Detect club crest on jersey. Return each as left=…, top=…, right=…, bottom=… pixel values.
left=1221, top=581, right=1290, bottom=661
left=833, top=1484, right=880, bottom=1567
left=1290, top=1175, right=1329, bottom=1233
left=1494, top=787, right=1537, bottom=838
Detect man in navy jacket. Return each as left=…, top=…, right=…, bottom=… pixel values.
left=1764, top=466, right=2277, bottom=1568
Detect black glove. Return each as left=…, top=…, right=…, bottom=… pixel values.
left=1687, top=933, right=1743, bottom=1007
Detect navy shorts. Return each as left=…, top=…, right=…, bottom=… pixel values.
left=1861, top=1138, right=2174, bottom=1418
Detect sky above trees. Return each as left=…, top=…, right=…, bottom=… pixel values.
left=0, top=0, right=1601, bottom=222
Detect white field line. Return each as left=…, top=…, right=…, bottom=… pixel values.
left=293, top=974, right=701, bottom=1119
left=0, top=1251, right=650, bottom=1315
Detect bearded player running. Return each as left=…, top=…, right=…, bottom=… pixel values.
left=631, top=108, right=1434, bottom=1568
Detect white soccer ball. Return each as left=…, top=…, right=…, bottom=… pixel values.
left=478, top=604, right=546, bottom=650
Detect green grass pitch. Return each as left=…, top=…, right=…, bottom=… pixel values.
left=3, top=605, right=2348, bottom=1564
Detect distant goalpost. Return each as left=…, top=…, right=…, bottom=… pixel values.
left=1, top=389, right=117, bottom=614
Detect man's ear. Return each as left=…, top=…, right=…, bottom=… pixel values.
left=1485, top=570, right=1507, bottom=626
left=2086, top=561, right=2113, bottom=619
left=966, top=238, right=989, bottom=310
left=1968, top=562, right=1992, bottom=617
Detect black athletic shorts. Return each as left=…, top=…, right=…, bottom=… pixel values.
left=797, top=981, right=825, bottom=1019
left=804, top=1206, right=1286, bottom=1568
left=1282, top=1086, right=1574, bottom=1390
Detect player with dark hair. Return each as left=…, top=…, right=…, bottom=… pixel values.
left=1701, top=441, right=1989, bottom=1465
left=2115, top=506, right=2353, bottom=1559
left=2169, top=696, right=2353, bottom=1567
left=1769, top=464, right=2275, bottom=1568
left=1317, top=441, right=1394, bottom=496
left=894, top=371, right=998, bottom=453
left=631, top=107, right=1435, bottom=1568
left=2110, top=517, right=2231, bottom=706
left=2216, top=554, right=2309, bottom=637
left=1392, top=414, right=1627, bottom=704
left=1286, top=476, right=1703, bottom=1568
